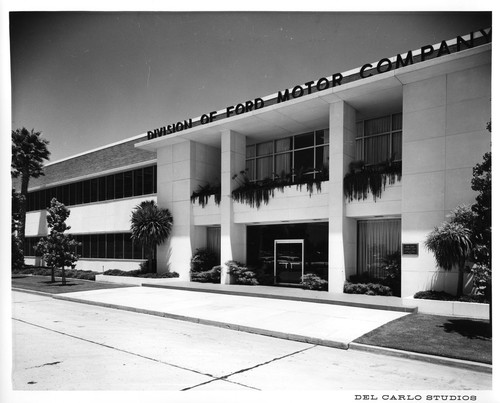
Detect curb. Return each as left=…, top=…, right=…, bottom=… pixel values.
left=52, top=293, right=350, bottom=350
left=144, top=283, right=417, bottom=313
left=349, top=342, right=492, bottom=374
left=12, top=288, right=492, bottom=372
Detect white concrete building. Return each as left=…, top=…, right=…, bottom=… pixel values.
left=21, top=29, right=491, bottom=298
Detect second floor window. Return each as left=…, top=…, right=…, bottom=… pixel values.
left=246, top=129, right=329, bottom=182
left=356, top=113, right=402, bottom=166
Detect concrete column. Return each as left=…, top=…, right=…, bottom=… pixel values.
left=401, top=64, right=491, bottom=297
left=328, top=101, right=357, bottom=293
left=156, top=140, right=195, bottom=279
left=220, top=130, right=246, bottom=284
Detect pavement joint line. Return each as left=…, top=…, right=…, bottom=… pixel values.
left=348, top=342, right=492, bottom=374
left=181, top=345, right=317, bottom=391
left=51, top=294, right=350, bottom=349
left=12, top=317, right=220, bottom=382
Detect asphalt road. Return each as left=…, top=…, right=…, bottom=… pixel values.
left=10, top=290, right=492, bottom=393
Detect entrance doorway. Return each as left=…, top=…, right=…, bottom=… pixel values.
left=274, top=239, right=304, bottom=285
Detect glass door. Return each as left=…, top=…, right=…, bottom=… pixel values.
left=274, top=240, right=304, bottom=285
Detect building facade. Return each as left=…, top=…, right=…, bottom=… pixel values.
left=21, top=30, right=491, bottom=298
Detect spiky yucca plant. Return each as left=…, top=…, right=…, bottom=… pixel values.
left=130, top=201, right=173, bottom=273
left=425, top=221, right=473, bottom=297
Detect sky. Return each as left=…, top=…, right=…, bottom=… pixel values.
left=8, top=10, right=492, bottom=163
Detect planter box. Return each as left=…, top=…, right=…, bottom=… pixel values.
left=403, top=296, right=490, bottom=320
left=95, top=274, right=184, bottom=286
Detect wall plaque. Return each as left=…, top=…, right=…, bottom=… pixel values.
left=402, top=243, right=419, bottom=256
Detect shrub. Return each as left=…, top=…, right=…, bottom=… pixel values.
left=190, top=248, right=218, bottom=273
left=191, top=266, right=221, bottom=283
left=226, top=260, right=259, bottom=285
left=344, top=281, right=392, bottom=296
left=12, top=266, right=98, bottom=281
left=414, top=290, right=488, bottom=303
left=301, top=274, right=328, bottom=291
left=103, top=269, right=179, bottom=278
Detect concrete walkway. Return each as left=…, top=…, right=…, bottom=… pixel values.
left=53, top=286, right=410, bottom=349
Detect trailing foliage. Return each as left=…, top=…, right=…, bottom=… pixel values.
left=226, top=260, right=259, bottom=285
left=231, top=168, right=328, bottom=209
left=103, top=269, right=179, bottom=278
left=343, top=159, right=402, bottom=202
left=35, top=199, right=80, bottom=284
left=130, top=200, right=173, bottom=273
left=301, top=274, right=328, bottom=291
left=190, top=183, right=221, bottom=207
left=344, top=282, right=393, bottom=296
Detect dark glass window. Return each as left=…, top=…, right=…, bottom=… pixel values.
left=69, top=183, right=76, bottom=206
left=106, top=175, right=115, bottom=200
left=294, top=148, right=315, bottom=174
left=246, top=223, right=329, bottom=282
left=90, top=179, right=99, bottom=203
left=124, top=234, right=133, bottom=259
left=106, top=234, right=114, bottom=258
left=98, top=177, right=106, bottom=202
left=315, top=146, right=329, bottom=170
left=294, top=132, right=314, bottom=149
left=82, top=180, right=91, bottom=203
left=115, top=233, right=124, bottom=259
left=82, top=234, right=91, bottom=257
left=115, top=173, right=124, bottom=199
left=133, top=169, right=143, bottom=196
left=90, top=234, right=98, bottom=258
left=143, top=166, right=154, bottom=194
left=97, top=234, right=106, bottom=258
left=123, top=171, right=133, bottom=197
left=74, top=182, right=83, bottom=205
left=56, top=186, right=63, bottom=203
left=153, top=165, right=157, bottom=193
left=133, top=239, right=143, bottom=259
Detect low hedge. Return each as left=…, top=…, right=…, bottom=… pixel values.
left=414, top=290, right=489, bottom=303
left=344, top=281, right=393, bottom=296
left=191, top=266, right=221, bottom=283
left=103, top=269, right=179, bottom=278
left=301, top=274, right=328, bottom=291
left=12, top=266, right=98, bottom=281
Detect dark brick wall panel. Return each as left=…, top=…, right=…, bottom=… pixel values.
left=13, top=136, right=156, bottom=190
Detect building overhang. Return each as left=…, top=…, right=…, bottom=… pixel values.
left=136, top=34, right=491, bottom=151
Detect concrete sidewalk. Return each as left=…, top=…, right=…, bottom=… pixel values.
left=52, top=286, right=409, bottom=349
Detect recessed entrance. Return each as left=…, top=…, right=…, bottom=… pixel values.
left=274, top=239, right=304, bottom=285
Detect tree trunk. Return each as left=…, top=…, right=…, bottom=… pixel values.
left=61, top=266, right=66, bottom=285
left=18, top=171, right=30, bottom=262
left=51, top=266, right=55, bottom=283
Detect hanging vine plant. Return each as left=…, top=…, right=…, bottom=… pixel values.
left=191, top=183, right=221, bottom=207
left=231, top=167, right=329, bottom=209
left=343, top=158, right=402, bottom=202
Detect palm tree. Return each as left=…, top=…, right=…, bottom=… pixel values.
left=425, top=221, right=473, bottom=297
left=130, top=201, right=173, bottom=273
left=11, top=128, right=50, bottom=260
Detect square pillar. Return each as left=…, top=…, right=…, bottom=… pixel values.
left=328, top=101, right=357, bottom=293
left=220, top=130, right=246, bottom=284
left=156, top=140, right=195, bottom=279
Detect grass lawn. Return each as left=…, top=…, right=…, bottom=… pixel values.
left=354, top=313, right=492, bottom=364
left=12, top=274, right=136, bottom=294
